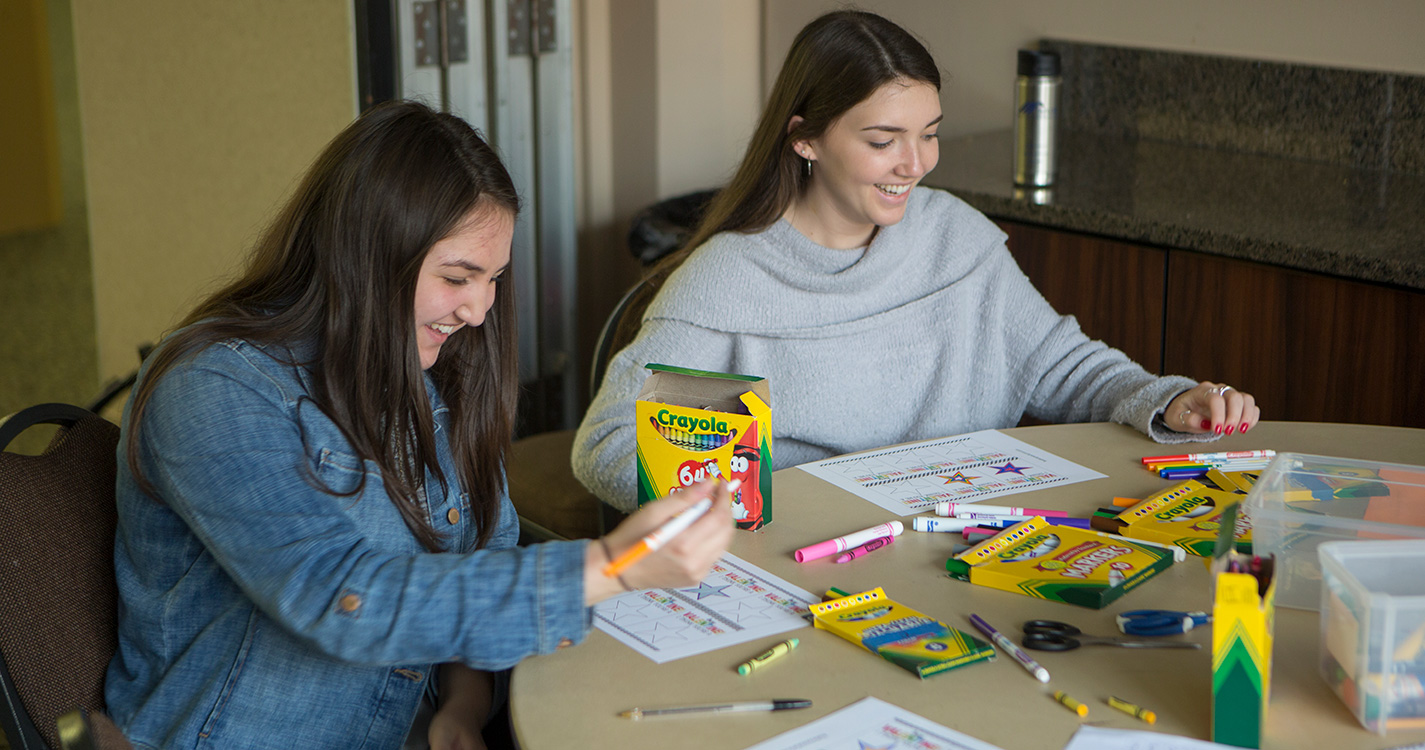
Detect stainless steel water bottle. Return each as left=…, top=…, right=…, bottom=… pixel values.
left=1013, top=49, right=1061, bottom=187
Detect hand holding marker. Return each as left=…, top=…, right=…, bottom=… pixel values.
left=604, top=479, right=740, bottom=578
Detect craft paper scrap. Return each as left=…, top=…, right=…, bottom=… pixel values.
left=798, top=429, right=1106, bottom=516
left=743, top=696, right=1005, bottom=750
left=593, top=553, right=817, bottom=664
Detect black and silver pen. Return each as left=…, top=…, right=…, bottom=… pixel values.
left=620, top=699, right=812, bottom=720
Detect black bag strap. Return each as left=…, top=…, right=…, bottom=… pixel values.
left=0, top=403, right=98, bottom=453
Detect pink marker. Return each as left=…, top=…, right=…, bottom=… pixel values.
left=794, top=521, right=904, bottom=563
left=833, top=535, right=895, bottom=563
left=936, top=502, right=1068, bottom=518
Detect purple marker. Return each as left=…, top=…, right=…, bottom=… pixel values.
left=833, top=535, right=895, bottom=563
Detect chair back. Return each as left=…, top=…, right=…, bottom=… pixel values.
left=0, top=404, right=121, bottom=750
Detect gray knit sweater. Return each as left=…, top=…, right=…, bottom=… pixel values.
left=574, top=187, right=1213, bottom=512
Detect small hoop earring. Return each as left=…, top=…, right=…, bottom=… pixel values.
left=803, top=157, right=812, bottom=179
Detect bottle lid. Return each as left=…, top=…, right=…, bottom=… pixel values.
left=1017, top=49, right=1061, bottom=77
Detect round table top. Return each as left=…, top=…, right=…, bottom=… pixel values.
left=511, top=421, right=1425, bottom=750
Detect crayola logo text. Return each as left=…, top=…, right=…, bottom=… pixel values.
left=657, top=409, right=729, bottom=435
left=1153, top=495, right=1210, bottom=521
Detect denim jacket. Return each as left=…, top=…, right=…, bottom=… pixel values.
left=105, top=338, right=592, bottom=749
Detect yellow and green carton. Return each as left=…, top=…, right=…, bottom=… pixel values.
left=1101, top=469, right=1257, bottom=557
left=809, top=588, right=994, bottom=679
left=945, top=517, right=1180, bottom=609
left=634, top=364, right=772, bottom=530
left=1211, top=503, right=1276, bottom=749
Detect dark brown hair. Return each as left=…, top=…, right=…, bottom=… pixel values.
left=648, top=10, right=940, bottom=291
left=125, top=100, right=520, bottom=552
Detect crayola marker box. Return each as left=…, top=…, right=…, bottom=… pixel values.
left=1096, top=469, right=1257, bottom=557
left=944, top=517, right=1180, bottom=609
left=809, top=587, right=994, bottom=678
left=635, top=364, right=772, bottom=530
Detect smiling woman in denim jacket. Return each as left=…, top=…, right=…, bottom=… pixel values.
left=104, top=100, right=734, bottom=750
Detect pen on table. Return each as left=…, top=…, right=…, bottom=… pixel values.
left=833, top=534, right=894, bottom=563
left=968, top=613, right=1050, bottom=683
left=1106, top=696, right=1157, bottom=724
left=794, top=520, right=904, bottom=562
left=603, top=479, right=739, bottom=578
left=619, top=699, right=812, bottom=720
left=736, top=638, right=799, bottom=675
left=1141, top=449, right=1275, bottom=464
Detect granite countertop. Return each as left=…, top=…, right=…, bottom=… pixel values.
left=923, top=129, right=1425, bottom=292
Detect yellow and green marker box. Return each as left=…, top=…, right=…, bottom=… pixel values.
left=635, top=364, right=771, bottom=530
left=1211, top=503, right=1276, bottom=748
left=1106, top=469, right=1257, bottom=557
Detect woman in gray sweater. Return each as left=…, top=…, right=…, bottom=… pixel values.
left=574, top=10, right=1260, bottom=514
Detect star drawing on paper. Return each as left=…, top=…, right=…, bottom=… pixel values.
left=992, top=462, right=1028, bottom=474
left=683, top=582, right=731, bottom=600
left=939, top=471, right=973, bottom=485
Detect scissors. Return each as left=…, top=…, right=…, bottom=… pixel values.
left=1020, top=620, right=1202, bottom=651
left=1116, top=609, right=1211, bottom=637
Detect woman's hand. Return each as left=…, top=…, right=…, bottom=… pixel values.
left=584, top=478, right=735, bottom=606
left=427, top=664, right=492, bottom=750
left=1164, top=381, right=1260, bottom=436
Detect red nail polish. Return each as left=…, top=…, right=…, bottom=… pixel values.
left=1240, top=423, right=1250, bottom=433
left=1201, top=419, right=1211, bottom=429
left=1215, top=425, right=1224, bottom=435
left=1226, top=425, right=1235, bottom=435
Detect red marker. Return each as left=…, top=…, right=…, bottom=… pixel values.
left=1141, top=449, right=1274, bottom=465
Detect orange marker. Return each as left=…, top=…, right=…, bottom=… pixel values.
left=603, top=480, right=739, bottom=578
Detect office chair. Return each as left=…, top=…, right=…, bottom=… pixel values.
left=0, top=404, right=127, bottom=750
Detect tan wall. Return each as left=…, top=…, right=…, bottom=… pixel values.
left=573, top=0, right=761, bottom=402
left=0, top=0, right=97, bottom=429
left=763, top=1, right=1425, bottom=139
left=71, top=0, right=358, bottom=384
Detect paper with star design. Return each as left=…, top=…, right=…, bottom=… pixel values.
left=798, top=429, right=1105, bottom=516
left=743, top=696, right=1005, bottom=750
left=592, top=553, right=816, bottom=664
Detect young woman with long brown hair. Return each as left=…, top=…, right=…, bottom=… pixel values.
left=574, top=10, right=1260, bottom=513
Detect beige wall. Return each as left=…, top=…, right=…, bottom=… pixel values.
left=574, top=0, right=761, bottom=399
left=0, top=0, right=96, bottom=429
left=763, top=1, right=1425, bottom=140
left=71, top=0, right=358, bottom=384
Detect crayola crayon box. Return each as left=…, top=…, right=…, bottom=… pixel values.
left=810, top=587, right=995, bottom=679
left=944, top=517, right=1180, bottom=609
left=635, top=364, right=772, bottom=530
left=1211, top=504, right=1276, bottom=748
left=1096, top=469, right=1257, bottom=557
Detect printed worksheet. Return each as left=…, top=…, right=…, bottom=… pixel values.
left=743, top=696, right=1005, bottom=750
left=1062, top=726, right=1258, bottom=750
left=798, top=429, right=1106, bottom=516
left=593, top=553, right=817, bottom=664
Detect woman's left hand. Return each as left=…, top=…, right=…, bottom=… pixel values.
left=1164, top=381, right=1260, bottom=436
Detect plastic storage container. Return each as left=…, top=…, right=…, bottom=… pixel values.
left=1319, top=540, right=1425, bottom=734
left=1244, top=453, right=1425, bottom=611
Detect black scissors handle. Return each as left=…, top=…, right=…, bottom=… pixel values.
left=1021, top=619, right=1200, bottom=650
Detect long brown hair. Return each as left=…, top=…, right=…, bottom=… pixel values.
left=647, top=10, right=940, bottom=294
left=126, top=100, right=520, bottom=552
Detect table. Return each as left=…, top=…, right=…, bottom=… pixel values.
left=510, top=422, right=1425, bottom=749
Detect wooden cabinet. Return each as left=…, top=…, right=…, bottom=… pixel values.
left=999, top=222, right=1166, bottom=374
left=998, top=220, right=1425, bottom=429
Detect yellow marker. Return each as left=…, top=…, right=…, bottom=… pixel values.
left=1107, top=696, right=1157, bottom=724
left=737, top=638, right=798, bottom=675
left=1053, top=690, right=1088, bottom=717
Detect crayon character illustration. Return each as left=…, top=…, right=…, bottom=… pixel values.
left=730, top=421, right=763, bottom=530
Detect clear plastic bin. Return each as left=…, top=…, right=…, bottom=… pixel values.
left=1244, top=453, right=1425, bottom=611
left=1319, top=540, right=1425, bottom=734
